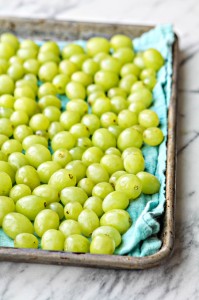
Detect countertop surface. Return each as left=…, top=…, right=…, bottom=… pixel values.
left=0, top=0, right=199, bottom=299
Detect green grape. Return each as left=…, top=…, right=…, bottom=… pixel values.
left=59, top=220, right=81, bottom=237
left=0, top=42, right=15, bottom=60
left=38, top=52, right=60, bottom=64
left=113, top=47, right=134, bottom=65
left=0, top=151, right=7, bottom=161
left=100, top=112, right=117, bottom=128
left=138, top=109, right=159, bottom=128
left=43, top=106, right=61, bottom=123
left=52, top=74, right=70, bottom=94
left=14, top=97, right=38, bottom=117
left=69, top=147, right=85, bottom=160
left=35, top=130, right=49, bottom=140
left=0, top=58, right=9, bottom=72
left=115, top=174, right=142, bottom=199
left=119, top=74, right=137, bottom=94
left=110, top=96, right=128, bottom=114
left=29, top=113, right=50, bottom=132
left=78, top=209, right=99, bottom=237
left=134, top=53, right=145, bottom=70
left=0, top=118, right=13, bottom=137
left=132, top=124, right=145, bottom=134
left=90, top=234, right=115, bottom=255
left=0, top=161, right=15, bottom=183
left=108, top=125, right=123, bottom=139
left=110, top=34, right=132, bottom=50
left=107, top=87, right=127, bottom=99
left=1, top=139, right=22, bottom=155
left=131, top=81, right=146, bottom=92
left=41, top=229, right=65, bottom=251
left=0, top=94, right=15, bottom=108
left=87, top=91, right=106, bottom=106
left=64, top=202, right=83, bottom=221
left=82, top=59, right=100, bottom=76
left=71, top=71, right=93, bottom=87
left=40, top=41, right=60, bottom=55
left=24, top=74, right=38, bottom=85
left=100, top=209, right=131, bottom=234
left=33, top=184, right=59, bottom=205
left=77, top=178, right=95, bottom=196
left=105, top=147, right=121, bottom=156
left=51, top=131, right=76, bottom=151
left=48, top=122, right=64, bottom=139
left=84, top=196, right=103, bottom=217
left=48, top=169, right=76, bottom=192
left=92, top=182, right=114, bottom=199
left=16, top=195, right=47, bottom=221
left=17, top=48, right=38, bottom=61
left=124, top=152, right=145, bottom=174
left=143, top=127, right=164, bottom=146
left=0, top=196, right=15, bottom=226
left=81, top=146, right=104, bottom=166
left=15, top=165, right=40, bottom=190
left=2, top=211, right=34, bottom=240
left=66, top=99, right=88, bottom=117
left=100, top=56, right=122, bottom=74
left=109, top=170, right=127, bottom=188
left=22, top=135, right=48, bottom=150
left=25, top=144, right=51, bottom=168
left=94, top=71, right=119, bottom=91
left=10, top=111, right=29, bottom=127
left=9, top=184, right=31, bottom=203
left=34, top=209, right=59, bottom=237
left=86, top=37, right=110, bottom=56
left=38, top=83, right=57, bottom=98
left=93, top=52, right=110, bottom=63
left=81, top=114, right=100, bottom=134
left=62, top=44, right=84, bottom=59
left=38, top=95, right=61, bottom=110
left=77, top=137, right=93, bottom=149
left=102, top=191, right=129, bottom=212
left=23, top=59, right=40, bottom=75
left=70, top=53, right=89, bottom=69
left=65, top=160, right=87, bottom=182
left=120, top=63, right=140, bottom=78
left=59, top=60, right=78, bottom=76
left=70, top=123, right=90, bottom=139
left=0, top=75, right=14, bottom=95
left=65, top=81, right=86, bottom=100
left=52, top=149, right=72, bottom=168
left=140, top=68, right=156, bottom=80
left=127, top=88, right=153, bottom=108
left=137, top=171, right=160, bottom=194
left=0, top=107, right=13, bottom=119
left=8, top=152, right=29, bottom=171
left=20, top=39, right=39, bottom=51
left=1, top=33, right=19, bottom=50
left=143, top=48, right=164, bottom=71
left=60, top=111, right=81, bottom=130
left=7, top=63, right=24, bottom=81
left=100, top=154, right=124, bottom=175
left=47, top=202, right=64, bottom=220
left=87, top=84, right=104, bottom=95
left=60, top=186, right=88, bottom=206
left=14, top=233, right=38, bottom=249
left=0, top=172, right=12, bottom=196
left=38, top=62, right=58, bottom=82
left=86, top=163, right=109, bottom=184
left=128, top=101, right=146, bottom=114
left=16, top=79, right=37, bottom=94
left=143, top=76, right=157, bottom=90
left=92, top=226, right=121, bottom=247
left=92, top=128, right=116, bottom=151
left=9, top=56, right=23, bottom=65
left=64, top=234, right=90, bottom=253
left=117, top=109, right=138, bottom=129
left=121, top=147, right=142, bottom=160
left=117, top=127, right=143, bottom=151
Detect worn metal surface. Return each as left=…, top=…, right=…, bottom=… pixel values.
left=0, top=17, right=179, bottom=269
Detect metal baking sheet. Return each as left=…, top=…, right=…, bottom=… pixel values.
left=0, top=17, right=179, bottom=269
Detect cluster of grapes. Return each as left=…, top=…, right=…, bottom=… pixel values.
left=0, top=32, right=164, bottom=255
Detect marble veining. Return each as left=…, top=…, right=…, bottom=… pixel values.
left=0, top=0, right=199, bottom=299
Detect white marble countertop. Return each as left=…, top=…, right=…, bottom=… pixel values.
left=0, top=0, right=199, bottom=299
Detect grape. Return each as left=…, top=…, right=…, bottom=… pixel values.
left=22, top=135, right=48, bottom=150
left=3, top=212, right=34, bottom=239
left=70, top=53, right=89, bottom=69
left=0, top=161, right=15, bottom=184
left=87, top=83, right=103, bottom=95
left=10, top=111, right=29, bottom=127
left=66, top=81, right=86, bottom=100
left=143, top=127, right=164, bottom=146
left=65, top=160, right=87, bottom=182
left=1, top=33, right=19, bottom=50
left=64, top=234, right=90, bottom=253
left=113, top=47, right=134, bottom=65
left=70, top=123, right=90, bottom=139
left=9, top=56, right=23, bottom=65
left=38, top=82, right=57, bottom=98
left=87, top=37, right=110, bottom=56
left=92, top=97, right=111, bottom=117
left=124, top=152, right=145, bottom=174
left=84, top=196, right=103, bottom=217
left=0, top=118, right=13, bottom=137
left=64, top=202, right=83, bottom=221
left=81, top=146, right=104, bottom=166
left=15, top=165, right=40, bottom=190
left=132, top=124, right=145, bottom=134
left=48, top=122, right=64, bottom=139
left=9, top=184, right=31, bottom=203
left=34, top=209, right=59, bottom=237
left=0, top=107, right=13, bottom=119
left=81, top=114, right=100, bottom=134
left=86, top=163, right=109, bottom=184
left=78, top=209, right=99, bottom=237
left=13, top=125, right=33, bottom=143
left=110, top=96, right=128, bottom=114
left=0, top=42, right=15, bottom=60
left=43, top=106, right=61, bottom=123
left=92, top=182, right=114, bottom=199
left=131, top=81, right=146, bottom=92
left=39, top=96, right=61, bottom=111
left=100, top=209, right=131, bottom=234
left=82, top=59, right=100, bottom=76
left=110, top=34, right=132, bottom=50
left=0, top=94, right=15, bottom=108
left=127, top=88, right=153, bottom=108
left=100, top=112, right=117, bottom=128
left=93, top=52, right=110, bottom=63
left=71, top=71, right=93, bottom=87
left=48, top=169, right=76, bottom=192
left=0, top=196, right=15, bottom=226
left=1, top=139, right=22, bottom=156
left=38, top=52, right=60, bottom=64
left=52, top=74, right=70, bottom=94
left=105, top=147, right=121, bottom=156
left=41, top=229, right=65, bottom=251
left=29, top=113, right=50, bottom=132
left=143, top=48, right=164, bottom=71
left=92, top=128, right=116, bottom=151
left=92, top=226, right=121, bottom=247
left=62, top=44, right=84, bottom=59
left=87, top=91, right=106, bottom=106
left=38, top=62, right=58, bottom=82
left=100, top=57, right=122, bottom=74
left=60, top=111, right=81, bottom=130
left=108, top=125, right=123, bottom=139
left=20, top=39, right=39, bottom=51
left=17, top=48, right=37, bottom=61
left=100, top=154, right=124, bottom=175
left=60, top=186, right=88, bottom=206
left=138, top=109, right=159, bottom=128
left=120, top=63, right=140, bottom=78
left=51, top=131, right=76, bottom=151
left=40, top=41, right=60, bottom=55
left=8, top=152, right=29, bottom=171
left=0, top=151, right=7, bottom=161
left=25, top=144, right=51, bottom=168
left=102, top=191, right=129, bottom=212
left=67, top=99, right=88, bottom=117
left=136, top=171, right=160, bottom=194
left=14, top=233, right=38, bottom=249
left=52, top=149, right=72, bottom=168
left=23, top=58, right=40, bottom=75
left=0, top=58, right=9, bottom=73
left=59, top=60, right=78, bottom=77
left=121, top=147, right=142, bottom=160
left=47, top=202, right=64, bottom=220
left=59, top=220, right=81, bottom=237
left=119, top=74, right=137, bottom=94
left=107, top=87, right=127, bottom=99
left=33, top=184, right=59, bottom=205
left=117, top=110, right=138, bottom=129
left=94, top=71, right=119, bottom=91
left=109, top=170, right=127, bottom=188
left=14, top=97, right=38, bottom=117
left=77, top=137, right=93, bottom=149
left=117, top=127, right=143, bottom=151
left=77, top=178, right=95, bottom=196
left=16, top=195, right=47, bottom=221
left=90, top=234, right=115, bottom=255
left=69, top=147, right=85, bottom=160
left=7, top=63, right=25, bottom=81
left=16, top=79, right=38, bottom=94
left=143, top=76, right=157, bottom=90
left=128, top=101, right=146, bottom=114
left=115, top=174, right=142, bottom=200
